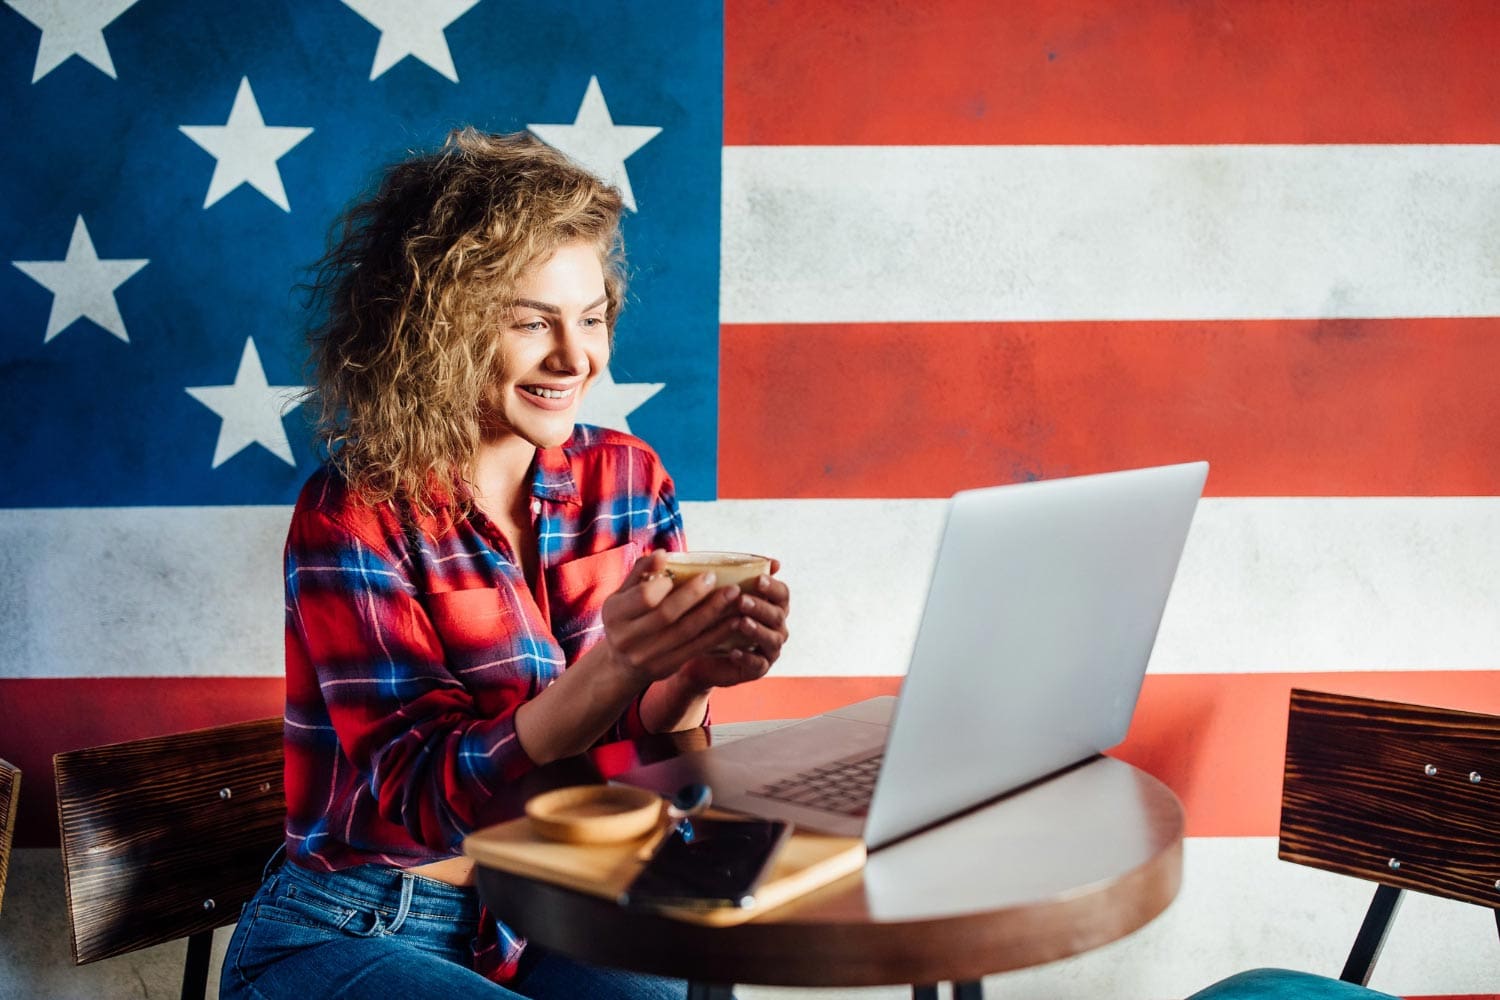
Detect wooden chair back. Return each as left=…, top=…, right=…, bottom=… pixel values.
left=54, top=718, right=283, bottom=978
left=1276, top=688, right=1500, bottom=986
left=1188, top=690, right=1498, bottom=998
left=0, top=757, right=18, bottom=915
left=1279, top=687, right=1499, bottom=908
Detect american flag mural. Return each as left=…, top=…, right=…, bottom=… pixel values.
left=2, top=2, right=1499, bottom=997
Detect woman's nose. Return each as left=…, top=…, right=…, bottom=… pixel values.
left=548, top=323, right=590, bottom=373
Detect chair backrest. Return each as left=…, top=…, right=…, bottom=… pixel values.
left=0, top=757, right=18, bottom=915
left=54, top=717, right=284, bottom=964
left=1279, top=688, right=1499, bottom=910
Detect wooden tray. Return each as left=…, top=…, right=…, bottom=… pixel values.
left=463, top=809, right=865, bottom=927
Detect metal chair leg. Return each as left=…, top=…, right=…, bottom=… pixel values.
left=1339, top=884, right=1403, bottom=986
left=180, top=929, right=212, bottom=1000
left=912, top=983, right=983, bottom=999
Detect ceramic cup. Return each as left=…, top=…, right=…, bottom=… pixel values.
left=660, top=551, right=773, bottom=652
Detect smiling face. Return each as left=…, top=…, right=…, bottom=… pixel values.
left=479, top=240, right=612, bottom=451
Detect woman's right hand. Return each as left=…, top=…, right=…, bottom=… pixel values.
left=597, top=550, right=742, bottom=684
left=513, top=550, right=740, bottom=763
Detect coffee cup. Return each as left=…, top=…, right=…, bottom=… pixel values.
left=661, top=551, right=771, bottom=590
left=660, top=551, right=772, bottom=652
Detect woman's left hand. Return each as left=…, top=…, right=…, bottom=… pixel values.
left=677, top=561, right=790, bottom=690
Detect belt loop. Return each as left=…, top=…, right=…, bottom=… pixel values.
left=260, top=843, right=287, bottom=883
left=388, top=872, right=416, bottom=933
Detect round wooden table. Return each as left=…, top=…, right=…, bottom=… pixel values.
left=474, top=723, right=1184, bottom=997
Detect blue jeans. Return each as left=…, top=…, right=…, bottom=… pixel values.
left=220, top=860, right=690, bottom=1000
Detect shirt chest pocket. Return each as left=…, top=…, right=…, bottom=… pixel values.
left=546, top=541, right=640, bottom=650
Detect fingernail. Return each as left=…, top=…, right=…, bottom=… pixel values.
left=757, top=574, right=771, bottom=590
left=739, top=594, right=754, bottom=612
left=701, top=572, right=716, bottom=588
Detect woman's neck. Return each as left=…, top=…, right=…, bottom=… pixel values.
left=469, top=434, right=537, bottom=507
left=469, top=436, right=541, bottom=582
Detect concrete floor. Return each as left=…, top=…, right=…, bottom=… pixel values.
left=5, top=844, right=1496, bottom=999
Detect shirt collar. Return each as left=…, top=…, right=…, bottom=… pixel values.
left=530, top=444, right=579, bottom=505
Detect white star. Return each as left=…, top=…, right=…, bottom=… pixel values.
left=179, top=78, right=313, bottom=212
left=6, top=0, right=140, bottom=83
left=578, top=366, right=664, bottom=435
left=342, top=0, right=481, bottom=82
left=529, top=76, right=662, bottom=212
left=185, top=338, right=306, bottom=468
left=12, top=216, right=148, bottom=343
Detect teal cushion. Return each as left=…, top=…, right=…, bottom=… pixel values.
left=1187, top=969, right=1400, bottom=1000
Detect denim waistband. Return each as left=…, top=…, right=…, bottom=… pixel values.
left=279, top=859, right=480, bottom=923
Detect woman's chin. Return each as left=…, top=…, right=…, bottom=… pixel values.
left=478, top=413, right=577, bottom=450
left=522, top=418, right=579, bottom=450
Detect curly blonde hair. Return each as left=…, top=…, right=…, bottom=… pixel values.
left=305, top=128, right=626, bottom=513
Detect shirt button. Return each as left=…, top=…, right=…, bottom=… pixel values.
left=529, top=499, right=541, bottom=515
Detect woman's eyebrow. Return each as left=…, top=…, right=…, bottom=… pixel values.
left=512, top=293, right=608, bottom=314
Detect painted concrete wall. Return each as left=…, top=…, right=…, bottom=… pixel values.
left=4, top=1, right=1498, bottom=998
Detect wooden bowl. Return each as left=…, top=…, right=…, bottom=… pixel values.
left=524, top=785, right=664, bottom=844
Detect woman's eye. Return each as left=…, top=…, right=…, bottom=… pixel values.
left=582, top=316, right=606, bottom=329
left=518, top=320, right=546, bottom=332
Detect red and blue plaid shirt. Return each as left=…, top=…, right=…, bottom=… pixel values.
left=282, top=425, right=686, bottom=979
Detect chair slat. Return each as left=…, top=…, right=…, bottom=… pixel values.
left=0, top=758, right=19, bottom=914
left=1279, top=689, right=1500, bottom=909
left=54, top=717, right=284, bottom=964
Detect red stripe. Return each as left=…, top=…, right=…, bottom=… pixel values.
left=5, top=672, right=1495, bottom=845
left=715, top=671, right=1500, bottom=839
left=725, top=0, right=1500, bottom=145
left=719, top=318, right=1500, bottom=498
left=1, top=678, right=284, bottom=848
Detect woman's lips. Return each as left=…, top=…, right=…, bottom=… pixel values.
left=518, top=383, right=578, bottom=411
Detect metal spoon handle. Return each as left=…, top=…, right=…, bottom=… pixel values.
left=635, top=783, right=713, bottom=859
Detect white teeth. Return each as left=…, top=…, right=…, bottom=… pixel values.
left=523, top=386, right=572, bottom=400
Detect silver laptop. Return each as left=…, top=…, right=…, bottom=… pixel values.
left=616, top=461, right=1208, bottom=849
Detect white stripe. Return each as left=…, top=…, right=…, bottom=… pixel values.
left=468, top=730, right=517, bottom=759
left=455, top=651, right=564, bottom=675
left=316, top=675, right=452, bottom=689
left=722, top=144, right=1500, bottom=323
left=0, top=506, right=290, bottom=680
left=536, top=502, right=675, bottom=544
left=351, top=534, right=407, bottom=694
left=289, top=563, right=405, bottom=581
left=2, top=499, right=1497, bottom=678
left=685, top=498, right=1500, bottom=677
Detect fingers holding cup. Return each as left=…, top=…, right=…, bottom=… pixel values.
left=659, top=552, right=774, bottom=654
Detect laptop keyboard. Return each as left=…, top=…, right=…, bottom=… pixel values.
left=747, top=748, right=883, bottom=817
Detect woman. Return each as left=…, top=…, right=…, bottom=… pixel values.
left=220, top=129, right=790, bottom=999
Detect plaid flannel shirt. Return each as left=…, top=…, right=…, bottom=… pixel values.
left=281, top=425, right=686, bottom=980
